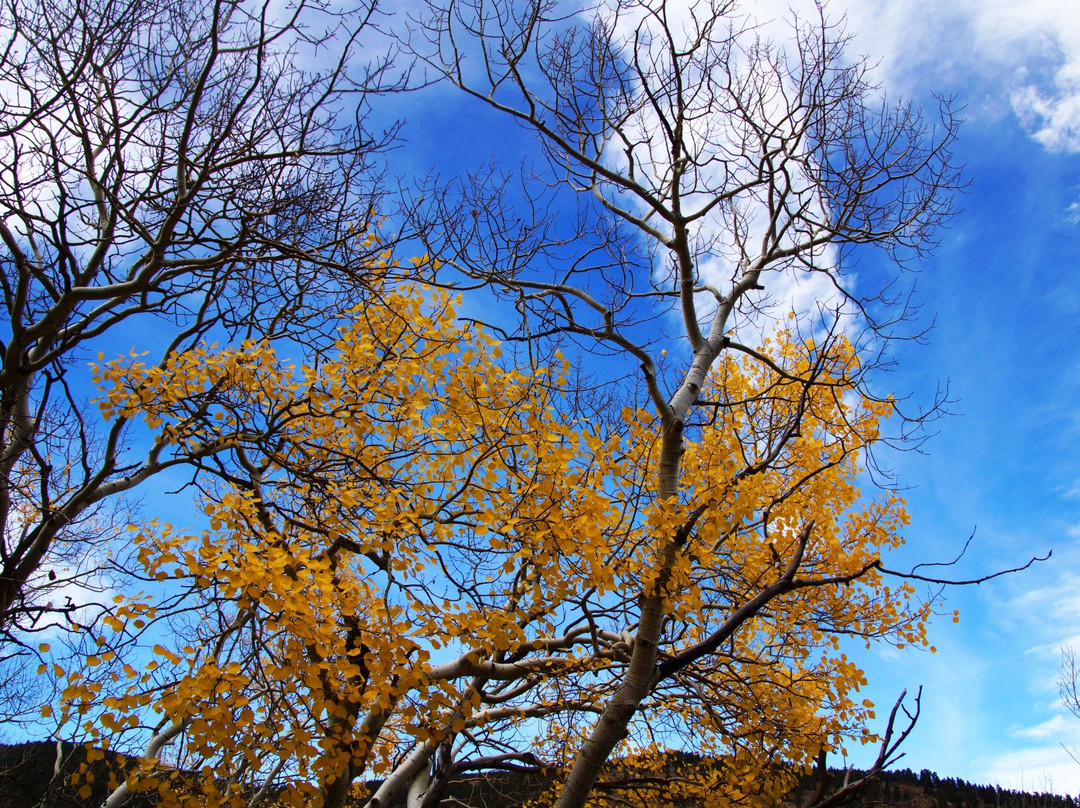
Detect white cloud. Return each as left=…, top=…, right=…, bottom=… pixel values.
left=964, top=549, right=1080, bottom=792
left=1013, top=85, right=1080, bottom=153
left=986, top=5, right=1080, bottom=154
left=595, top=0, right=861, bottom=347
left=978, top=746, right=1080, bottom=794
left=842, top=0, right=1080, bottom=153
left=1014, top=714, right=1080, bottom=741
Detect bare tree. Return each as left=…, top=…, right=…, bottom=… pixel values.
left=1060, top=646, right=1080, bottom=742
left=3, top=1, right=998, bottom=805
left=0, top=0, right=396, bottom=650
left=390, top=0, right=965, bottom=805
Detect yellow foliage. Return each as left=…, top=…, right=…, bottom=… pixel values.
left=70, top=264, right=928, bottom=807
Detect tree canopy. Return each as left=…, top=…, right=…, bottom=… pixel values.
left=2, top=0, right=980, bottom=806
left=61, top=272, right=928, bottom=808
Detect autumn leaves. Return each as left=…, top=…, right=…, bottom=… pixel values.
left=57, top=274, right=927, bottom=807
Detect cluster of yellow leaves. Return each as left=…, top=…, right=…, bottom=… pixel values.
left=522, top=334, right=927, bottom=806
left=594, top=334, right=927, bottom=797
left=75, top=279, right=634, bottom=802
left=578, top=746, right=798, bottom=808
left=69, top=271, right=930, bottom=807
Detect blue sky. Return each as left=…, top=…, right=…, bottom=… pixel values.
left=20, top=0, right=1080, bottom=795
left=798, top=0, right=1080, bottom=793
left=848, top=120, right=1080, bottom=791
left=378, top=0, right=1080, bottom=794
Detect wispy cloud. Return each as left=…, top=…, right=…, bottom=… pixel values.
left=977, top=746, right=1080, bottom=794
left=1013, top=714, right=1080, bottom=741
left=970, top=0, right=1080, bottom=153
left=968, top=539, right=1080, bottom=792
left=844, top=0, right=1080, bottom=153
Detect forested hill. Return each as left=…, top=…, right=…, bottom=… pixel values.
left=782, top=768, right=1078, bottom=808
left=2, top=742, right=1077, bottom=808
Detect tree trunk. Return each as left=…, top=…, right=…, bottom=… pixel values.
left=555, top=417, right=686, bottom=808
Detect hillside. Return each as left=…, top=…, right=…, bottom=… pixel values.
left=1, top=743, right=1077, bottom=808
left=784, top=768, right=1077, bottom=808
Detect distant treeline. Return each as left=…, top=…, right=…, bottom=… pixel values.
left=785, top=767, right=1079, bottom=808
left=2, top=741, right=1077, bottom=808
left=0, top=740, right=150, bottom=807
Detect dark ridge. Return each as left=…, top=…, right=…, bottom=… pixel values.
left=2, top=744, right=1077, bottom=808
left=0, top=740, right=157, bottom=807
left=782, top=768, right=1079, bottom=808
